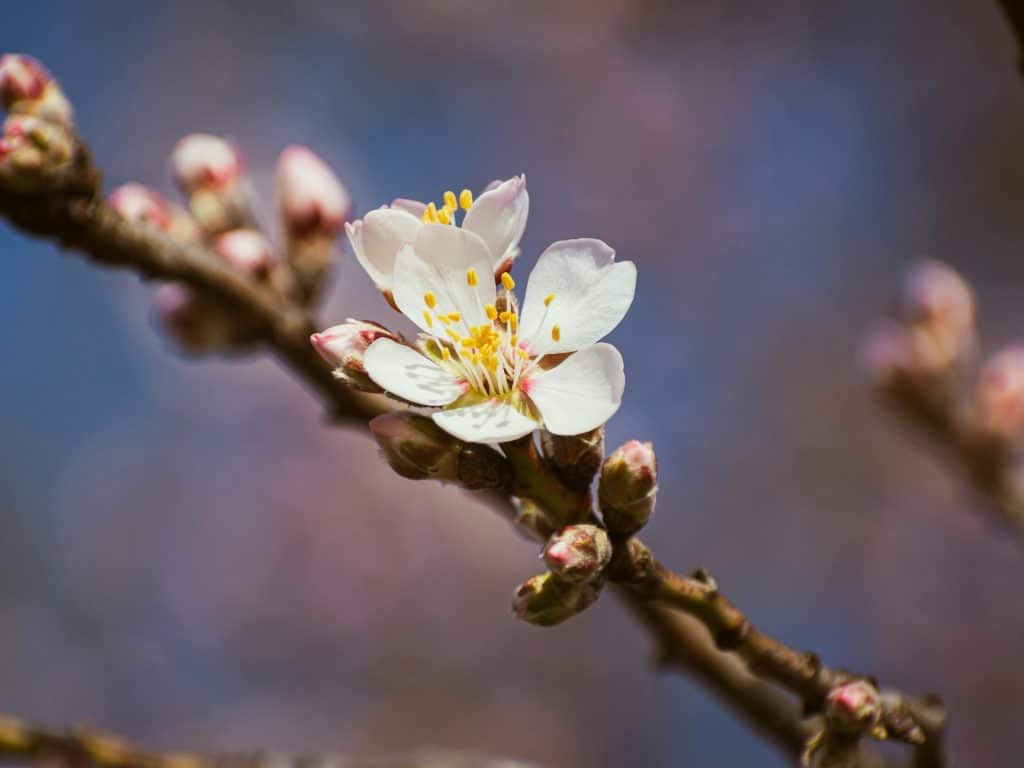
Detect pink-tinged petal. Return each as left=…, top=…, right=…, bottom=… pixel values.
left=393, top=224, right=497, bottom=334
left=277, top=145, right=350, bottom=237
left=391, top=198, right=428, bottom=218
left=518, top=238, right=636, bottom=355
left=462, top=174, right=529, bottom=267
left=363, top=338, right=463, bottom=406
left=349, top=207, right=422, bottom=291
left=527, top=343, right=625, bottom=435
left=432, top=400, right=539, bottom=443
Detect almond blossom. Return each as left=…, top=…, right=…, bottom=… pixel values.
left=329, top=177, right=636, bottom=444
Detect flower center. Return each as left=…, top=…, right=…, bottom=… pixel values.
left=420, top=188, right=474, bottom=225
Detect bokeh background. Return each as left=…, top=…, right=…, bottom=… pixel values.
left=2, top=1, right=1024, bottom=765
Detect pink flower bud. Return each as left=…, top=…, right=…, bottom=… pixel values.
left=598, top=440, right=658, bottom=536
left=276, top=145, right=350, bottom=238
left=512, top=572, right=601, bottom=627
left=825, top=681, right=881, bottom=735
left=0, top=114, right=72, bottom=187
left=170, top=134, right=243, bottom=193
left=975, top=346, right=1024, bottom=440
left=369, top=412, right=462, bottom=482
left=0, top=54, right=51, bottom=105
left=897, top=261, right=974, bottom=370
left=311, top=319, right=397, bottom=373
left=107, top=184, right=173, bottom=229
left=212, top=229, right=272, bottom=274
left=543, top=525, right=612, bottom=583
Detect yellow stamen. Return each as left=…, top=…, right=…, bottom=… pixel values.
left=466, top=268, right=479, bottom=287
left=424, top=291, right=437, bottom=308
left=461, top=338, right=475, bottom=348
left=509, top=312, right=518, bottom=332
left=447, top=329, right=462, bottom=342
left=447, top=312, right=461, bottom=322
left=485, top=304, right=498, bottom=320
left=472, top=352, right=483, bottom=365
left=501, top=272, right=515, bottom=291
left=499, top=310, right=511, bottom=323
left=551, top=324, right=561, bottom=342
left=510, top=334, right=518, bottom=345
left=544, top=293, right=556, bottom=307
left=517, top=348, right=530, bottom=360
left=438, top=314, right=452, bottom=326
left=422, top=202, right=438, bottom=223
left=443, top=190, right=457, bottom=211
left=459, top=189, right=473, bottom=210
left=423, top=311, right=433, bottom=328
left=441, top=347, right=451, bottom=361
left=437, top=207, right=452, bottom=225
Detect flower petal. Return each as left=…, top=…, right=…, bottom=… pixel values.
left=363, top=338, right=464, bottom=406
left=526, top=343, right=625, bottom=435
left=432, top=400, right=539, bottom=443
left=390, top=198, right=427, bottom=218
left=518, top=238, right=636, bottom=355
left=393, top=223, right=498, bottom=334
left=348, top=207, right=422, bottom=290
left=462, top=175, right=529, bottom=268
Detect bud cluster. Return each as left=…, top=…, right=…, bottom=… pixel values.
left=598, top=440, right=658, bottom=537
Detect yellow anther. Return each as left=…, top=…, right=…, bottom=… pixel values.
left=551, top=324, right=561, bottom=342
left=438, top=314, right=452, bottom=326
left=441, top=347, right=451, bottom=361
left=424, top=291, right=437, bottom=308
left=443, top=190, right=457, bottom=211
left=447, top=329, right=462, bottom=342
left=510, top=334, right=518, bottom=345
left=459, top=189, right=474, bottom=209
left=437, top=207, right=452, bottom=225
left=447, top=312, right=462, bottom=322
left=544, top=293, right=556, bottom=307
left=499, top=310, right=511, bottom=323
left=423, top=311, right=434, bottom=328
left=485, top=304, right=498, bottom=320
left=422, top=202, right=439, bottom=223
left=472, top=352, right=483, bottom=365
left=510, top=313, right=518, bottom=331
left=517, top=348, right=530, bottom=360
left=461, top=338, right=475, bottom=348
left=501, top=272, right=516, bottom=291
left=466, top=268, right=479, bottom=286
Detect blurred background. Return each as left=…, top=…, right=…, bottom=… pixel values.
left=1, top=1, right=1023, bottom=765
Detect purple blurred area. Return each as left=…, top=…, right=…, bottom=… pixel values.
left=2, top=1, right=1024, bottom=765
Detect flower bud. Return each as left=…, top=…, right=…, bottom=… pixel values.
left=511, top=572, right=601, bottom=627
left=277, top=145, right=350, bottom=239
left=0, top=54, right=72, bottom=127
left=539, top=427, right=604, bottom=491
left=170, top=134, right=243, bottom=193
left=212, top=229, right=273, bottom=275
left=0, top=114, right=73, bottom=190
left=369, top=412, right=461, bottom=482
left=898, top=261, right=974, bottom=370
left=311, top=319, right=396, bottom=391
left=825, top=681, right=882, bottom=736
left=542, top=525, right=612, bottom=583
left=974, top=345, right=1024, bottom=441
left=153, top=284, right=234, bottom=353
left=598, top=440, right=658, bottom=536
left=107, top=184, right=201, bottom=243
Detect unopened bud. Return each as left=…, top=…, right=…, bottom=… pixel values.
left=277, top=145, right=350, bottom=239
left=539, top=427, right=604, bottom=491
left=311, top=320, right=397, bottom=391
left=170, top=134, right=243, bottom=193
left=825, top=681, right=882, bottom=736
left=974, top=345, right=1024, bottom=441
left=598, top=440, right=657, bottom=536
left=0, top=54, right=72, bottom=127
left=107, top=184, right=201, bottom=243
left=511, top=572, right=601, bottom=627
left=0, top=114, right=73, bottom=190
left=212, top=229, right=273, bottom=275
left=898, top=261, right=974, bottom=370
left=370, top=412, right=461, bottom=482
left=153, top=284, right=233, bottom=353
left=543, top=525, right=612, bottom=583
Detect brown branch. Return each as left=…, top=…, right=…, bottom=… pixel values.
left=997, top=0, right=1024, bottom=72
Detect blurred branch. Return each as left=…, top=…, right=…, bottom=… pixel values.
left=997, top=0, right=1024, bottom=71
left=0, top=60, right=945, bottom=766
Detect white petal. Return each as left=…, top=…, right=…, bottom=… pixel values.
left=349, top=207, right=422, bottom=291
left=462, top=175, right=529, bottom=267
left=393, top=224, right=498, bottom=334
left=432, top=400, right=539, bottom=443
left=518, top=238, right=636, bottom=355
left=526, top=343, right=625, bottom=435
left=391, top=198, right=427, bottom=218
left=363, top=338, right=464, bottom=406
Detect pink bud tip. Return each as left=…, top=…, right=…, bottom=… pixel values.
left=170, top=133, right=243, bottom=192
left=902, top=261, right=974, bottom=336
left=277, top=145, right=350, bottom=237
left=311, top=320, right=395, bottom=369
left=107, top=184, right=173, bottom=230
left=213, top=229, right=272, bottom=274
left=0, top=54, right=51, bottom=105
left=976, top=345, right=1024, bottom=438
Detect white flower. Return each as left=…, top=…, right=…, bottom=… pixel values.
left=345, top=175, right=529, bottom=295
left=359, top=215, right=636, bottom=444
